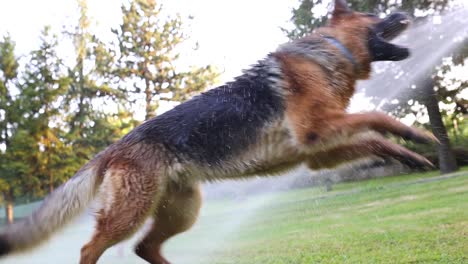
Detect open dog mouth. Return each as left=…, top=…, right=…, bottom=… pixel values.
left=369, top=12, right=411, bottom=61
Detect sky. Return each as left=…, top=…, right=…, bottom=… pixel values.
left=0, top=0, right=301, bottom=117
left=0, top=0, right=298, bottom=83
left=1, top=0, right=466, bottom=120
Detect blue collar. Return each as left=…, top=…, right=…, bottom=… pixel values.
left=322, top=36, right=359, bottom=73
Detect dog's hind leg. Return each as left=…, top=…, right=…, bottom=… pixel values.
left=80, top=161, right=162, bottom=264
left=135, top=182, right=202, bottom=264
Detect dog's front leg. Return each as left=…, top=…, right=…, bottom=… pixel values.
left=309, top=111, right=439, bottom=145
left=306, top=135, right=434, bottom=170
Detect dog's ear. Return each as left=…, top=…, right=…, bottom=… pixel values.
left=332, top=0, right=351, bottom=19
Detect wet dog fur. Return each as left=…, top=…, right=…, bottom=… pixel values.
left=0, top=1, right=438, bottom=263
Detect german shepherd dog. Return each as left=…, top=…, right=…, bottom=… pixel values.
left=0, top=1, right=437, bottom=263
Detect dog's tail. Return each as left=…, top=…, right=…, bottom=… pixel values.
left=0, top=156, right=105, bottom=256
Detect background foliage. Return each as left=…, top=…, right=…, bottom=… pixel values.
left=0, top=0, right=218, bottom=222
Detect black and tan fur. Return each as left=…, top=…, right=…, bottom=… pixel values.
left=0, top=1, right=437, bottom=263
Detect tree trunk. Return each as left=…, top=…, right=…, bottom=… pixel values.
left=145, top=77, right=155, bottom=120
left=145, top=80, right=152, bottom=120
left=324, top=178, right=333, bottom=192
left=422, top=78, right=458, bottom=174
left=5, top=201, right=13, bottom=224
left=49, top=174, right=54, bottom=193
left=3, top=192, right=14, bottom=224
left=48, top=145, right=54, bottom=193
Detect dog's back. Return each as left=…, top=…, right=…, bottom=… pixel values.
left=124, top=56, right=285, bottom=165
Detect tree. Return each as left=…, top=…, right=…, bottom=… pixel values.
left=285, top=0, right=450, bottom=40
left=285, top=0, right=465, bottom=173
left=112, top=0, right=218, bottom=120
left=63, top=0, right=135, bottom=170
left=434, top=46, right=468, bottom=143
left=19, top=27, right=73, bottom=193
left=0, top=35, right=37, bottom=224
left=0, top=35, right=17, bottom=155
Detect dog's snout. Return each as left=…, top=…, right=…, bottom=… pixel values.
left=373, top=12, right=411, bottom=41
left=390, top=12, right=412, bottom=24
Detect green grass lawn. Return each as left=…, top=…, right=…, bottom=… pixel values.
left=2, top=167, right=467, bottom=264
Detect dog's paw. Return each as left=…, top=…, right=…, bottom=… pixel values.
left=405, top=129, right=440, bottom=145
left=395, top=149, right=435, bottom=170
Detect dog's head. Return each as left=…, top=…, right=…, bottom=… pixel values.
left=318, top=0, right=411, bottom=78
